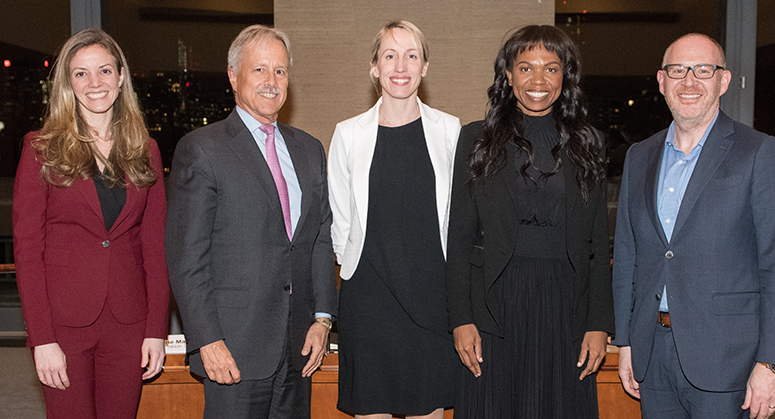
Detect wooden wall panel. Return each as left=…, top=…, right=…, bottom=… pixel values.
left=274, top=0, right=554, bottom=150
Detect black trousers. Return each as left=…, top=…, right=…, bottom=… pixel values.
left=202, top=325, right=311, bottom=419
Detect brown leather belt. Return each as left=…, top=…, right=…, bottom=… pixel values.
left=658, top=311, right=671, bottom=327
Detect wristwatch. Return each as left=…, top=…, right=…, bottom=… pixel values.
left=315, top=317, right=333, bottom=330
left=759, top=362, right=775, bottom=374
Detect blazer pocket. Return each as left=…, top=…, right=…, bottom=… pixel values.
left=712, top=291, right=759, bottom=315
left=707, top=174, right=743, bottom=191
left=469, top=245, right=484, bottom=268
left=44, top=247, right=71, bottom=266
left=132, top=245, right=143, bottom=265
left=216, top=289, right=249, bottom=308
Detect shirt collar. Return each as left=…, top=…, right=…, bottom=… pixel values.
left=235, top=105, right=278, bottom=134
left=664, top=110, right=720, bottom=154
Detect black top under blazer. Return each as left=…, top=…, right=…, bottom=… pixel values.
left=446, top=120, right=615, bottom=342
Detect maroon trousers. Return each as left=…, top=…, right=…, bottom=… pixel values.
left=36, top=305, right=146, bottom=419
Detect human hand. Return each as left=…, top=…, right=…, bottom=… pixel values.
left=141, top=338, right=166, bottom=380
left=453, top=324, right=482, bottom=377
left=742, top=362, right=775, bottom=418
left=617, top=346, right=640, bottom=399
left=200, top=340, right=241, bottom=384
left=33, top=343, right=69, bottom=390
left=578, top=331, right=608, bottom=380
left=301, top=321, right=329, bottom=377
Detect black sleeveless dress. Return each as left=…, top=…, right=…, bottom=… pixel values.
left=455, top=114, right=599, bottom=418
left=337, top=118, right=458, bottom=416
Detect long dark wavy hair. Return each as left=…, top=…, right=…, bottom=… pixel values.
left=469, top=25, right=604, bottom=200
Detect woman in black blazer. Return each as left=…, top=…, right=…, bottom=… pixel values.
left=446, top=25, right=614, bottom=418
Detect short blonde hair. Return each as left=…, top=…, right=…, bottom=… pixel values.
left=369, top=21, right=428, bottom=92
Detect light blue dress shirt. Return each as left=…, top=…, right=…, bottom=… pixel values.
left=657, top=111, right=719, bottom=311
left=236, top=106, right=331, bottom=320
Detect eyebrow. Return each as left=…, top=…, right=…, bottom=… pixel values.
left=516, top=60, right=561, bottom=66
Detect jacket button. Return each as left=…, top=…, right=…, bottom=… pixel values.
left=665, top=250, right=674, bottom=259
left=283, top=285, right=291, bottom=291
left=587, top=238, right=593, bottom=244
left=655, top=293, right=661, bottom=301
left=102, top=240, right=110, bottom=248
left=588, top=253, right=595, bottom=260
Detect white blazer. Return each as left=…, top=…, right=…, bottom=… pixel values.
left=328, top=97, right=461, bottom=280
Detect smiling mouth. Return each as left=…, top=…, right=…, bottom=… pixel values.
left=678, top=93, right=701, bottom=98
left=526, top=91, right=549, bottom=99
left=390, top=77, right=410, bottom=85
left=259, top=92, right=279, bottom=99
left=86, top=92, right=108, bottom=99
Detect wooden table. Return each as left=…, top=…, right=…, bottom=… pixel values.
left=138, top=347, right=640, bottom=418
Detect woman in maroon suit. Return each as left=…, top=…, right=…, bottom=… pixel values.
left=12, top=29, right=169, bottom=419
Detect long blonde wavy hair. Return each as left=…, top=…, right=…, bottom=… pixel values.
left=33, top=28, right=155, bottom=188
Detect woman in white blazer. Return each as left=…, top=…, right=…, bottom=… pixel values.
left=328, top=21, right=461, bottom=419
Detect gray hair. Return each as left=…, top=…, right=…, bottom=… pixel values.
left=228, top=25, right=293, bottom=73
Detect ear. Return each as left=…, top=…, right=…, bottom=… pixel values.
left=118, top=67, right=125, bottom=88
left=506, top=69, right=513, bottom=87
left=421, top=61, right=429, bottom=77
left=227, top=66, right=238, bottom=90
left=718, top=69, right=732, bottom=96
left=370, top=64, right=379, bottom=79
left=657, top=69, right=665, bottom=96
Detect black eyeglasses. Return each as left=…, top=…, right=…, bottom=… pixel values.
left=662, top=64, right=725, bottom=79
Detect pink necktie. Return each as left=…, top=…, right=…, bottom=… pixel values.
left=259, top=124, right=292, bottom=241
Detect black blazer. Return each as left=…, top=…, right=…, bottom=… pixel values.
left=166, top=111, right=337, bottom=380
left=446, top=121, right=614, bottom=342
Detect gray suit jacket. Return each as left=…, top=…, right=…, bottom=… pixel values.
left=612, top=110, right=775, bottom=391
left=166, top=110, right=337, bottom=380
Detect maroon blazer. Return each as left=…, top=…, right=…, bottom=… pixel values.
left=13, top=132, right=169, bottom=348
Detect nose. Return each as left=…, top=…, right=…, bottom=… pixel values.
left=395, top=56, right=407, bottom=72
left=531, top=72, right=546, bottom=85
left=87, top=73, right=100, bottom=87
left=265, top=71, right=278, bottom=87
left=682, top=71, right=698, bottom=86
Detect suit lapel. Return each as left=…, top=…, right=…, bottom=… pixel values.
left=352, top=100, right=380, bottom=236
left=671, top=112, right=734, bottom=239
left=644, top=134, right=669, bottom=247
left=75, top=177, right=104, bottom=225
left=108, top=177, right=136, bottom=235
left=223, top=112, right=286, bottom=229
left=279, top=123, right=311, bottom=242
left=562, top=151, right=580, bottom=220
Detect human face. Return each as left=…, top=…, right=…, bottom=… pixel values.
left=228, top=39, right=289, bottom=124
left=657, top=35, right=731, bottom=129
left=70, top=45, right=124, bottom=125
left=507, top=46, right=563, bottom=116
left=371, top=28, right=428, bottom=103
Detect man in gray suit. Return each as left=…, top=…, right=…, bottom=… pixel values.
left=166, top=25, right=336, bottom=419
left=613, top=33, right=775, bottom=418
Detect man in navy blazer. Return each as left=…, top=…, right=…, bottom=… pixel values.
left=613, top=33, right=775, bottom=418
left=165, top=25, right=336, bottom=418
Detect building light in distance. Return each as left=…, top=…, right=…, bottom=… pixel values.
left=3, top=60, right=10, bottom=67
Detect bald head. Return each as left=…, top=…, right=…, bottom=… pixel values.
left=662, top=33, right=726, bottom=68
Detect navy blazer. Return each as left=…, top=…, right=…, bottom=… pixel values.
left=612, top=111, right=775, bottom=391
left=446, top=121, right=614, bottom=343
left=166, top=111, right=337, bottom=380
